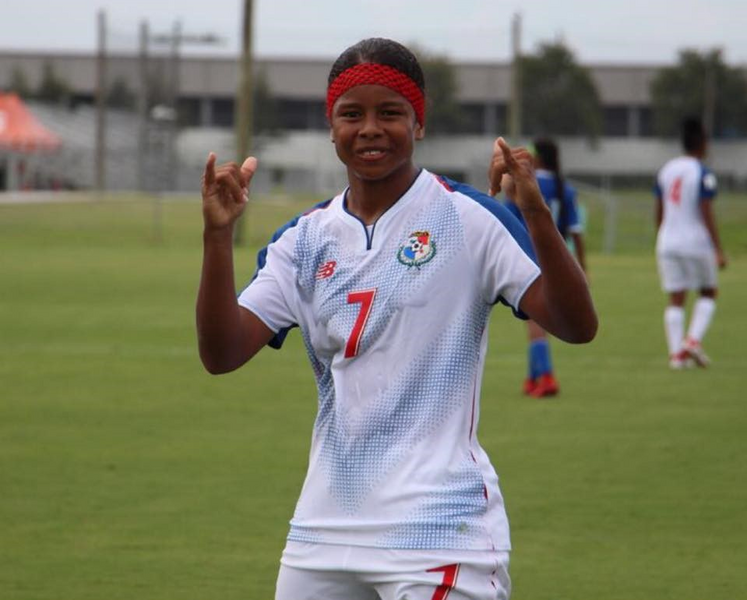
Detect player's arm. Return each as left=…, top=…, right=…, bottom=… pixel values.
left=565, top=191, right=587, bottom=273
left=655, top=197, right=664, bottom=230
left=700, top=199, right=727, bottom=269
left=654, top=182, right=664, bottom=229
left=489, top=138, right=597, bottom=344
left=196, top=153, right=275, bottom=374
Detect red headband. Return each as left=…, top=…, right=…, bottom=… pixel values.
left=326, top=63, right=426, bottom=125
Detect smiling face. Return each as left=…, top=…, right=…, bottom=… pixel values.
left=330, top=84, right=425, bottom=186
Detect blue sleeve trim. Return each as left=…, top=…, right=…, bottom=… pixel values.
left=438, top=175, right=537, bottom=261
left=245, top=197, right=333, bottom=349
left=437, top=175, right=537, bottom=320
left=699, top=164, right=717, bottom=201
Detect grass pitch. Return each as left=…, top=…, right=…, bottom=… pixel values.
left=1, top=192, right=745, bottom=600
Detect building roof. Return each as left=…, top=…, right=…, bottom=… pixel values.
left=0, top=50, right=664, bottom=104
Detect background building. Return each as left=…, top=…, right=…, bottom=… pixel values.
left=1, top=51, right=746, bottom=192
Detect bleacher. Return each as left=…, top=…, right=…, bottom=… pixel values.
left=18, top=102, right=747, bottom=195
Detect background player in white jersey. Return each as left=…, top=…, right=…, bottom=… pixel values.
left=654, top=117, right=726, bottom=369
left=196, top=38, right=597, bottom=600
left=500, top=138, right=587, bottom=397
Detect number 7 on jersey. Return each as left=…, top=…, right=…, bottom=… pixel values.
left=344, top=289, right=376, bottom=358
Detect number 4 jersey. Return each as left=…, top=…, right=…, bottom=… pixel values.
left=654, top=156, right=717, bottom=257
left=238, top=169, right=540, bottom=552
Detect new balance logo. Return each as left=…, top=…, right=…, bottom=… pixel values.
left=316, top=260, right=337, bottom=280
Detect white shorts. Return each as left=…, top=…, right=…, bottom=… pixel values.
left=275, top=542, right=511, bottom=600
left=657, top=252, right=717, bottom=293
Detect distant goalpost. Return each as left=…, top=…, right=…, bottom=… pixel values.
left=568, top=177, right=620, bottom=254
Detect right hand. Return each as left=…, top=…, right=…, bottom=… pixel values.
left=201, top=153, right=258, bottom=231
left=488, top=137, right=546, bottom=216
left=717, top=248, right=728, bottom=269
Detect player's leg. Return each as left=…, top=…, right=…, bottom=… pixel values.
left=275, top=564, right=378, bottom=600
left=523, top=322, right=538, bottom=394
left=682, top=253, right=718, bottom=367
left=683, top=290, right=717, bottom=367
left=526, top=320, right=558, bottom=397
left=373, top=552, right=511, bottom=600
left=664, top=290, right=688, bottom=368
left=658, top=253, right=690, bottom=369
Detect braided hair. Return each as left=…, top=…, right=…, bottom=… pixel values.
left=533, top=138, right=569, bottom=238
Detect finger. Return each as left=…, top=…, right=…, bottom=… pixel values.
left=497, top=137, right=517, bottom=169
left=489, top=139, right=507, bottom=195
left=501, top=173, right=514, bottom=193
left=240, top=156, right=258, bottom=182
left=203, top=152, right=217, bottom=186
left=493, top=137, right=503, bottom=155
left=487, top=167, right=502, bottom=196
left=217, top=171, right=245, bottom=205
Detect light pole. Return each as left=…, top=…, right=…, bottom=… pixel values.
left=233, top=0, right=254, bottom=246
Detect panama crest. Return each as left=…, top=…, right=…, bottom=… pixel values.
left=397, top=230, right=436, bottom=268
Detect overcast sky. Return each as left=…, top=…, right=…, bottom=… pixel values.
left=2, top=0, right=746, bottom=65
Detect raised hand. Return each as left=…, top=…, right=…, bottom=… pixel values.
left=487, top=137, right=546, bottom=215
left=201, top=153, right=258, bottom=231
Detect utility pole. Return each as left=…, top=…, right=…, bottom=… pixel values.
left=144, top=23, right=221, bottom=242
left=137, top=20, right=149, bottom=192
left=146, top=21, right=223, bottom=191
left=703, top=48, right=719, bottom=136
left=233, top=0, right=254, bottom=246
left=508, top=12, right=522, bottom=142
left=167, top=20, right=182, bottom=192
left=94, top=10, right=107, bottom=195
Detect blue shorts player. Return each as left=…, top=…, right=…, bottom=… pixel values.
left=501, top=138, right=587, bottom=397
left=196, top=38, right=597, bottom=600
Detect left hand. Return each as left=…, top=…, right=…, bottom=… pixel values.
left=488, top=137, right=546, bottom=215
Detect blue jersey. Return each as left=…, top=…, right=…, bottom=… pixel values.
left=504, top=169, right=581, bottom=238
left=238, top=169, right=540, bottom=552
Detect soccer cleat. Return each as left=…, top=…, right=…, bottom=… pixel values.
left=530, top=373, right=559, bottom=398
left=669, top=350, right=692, bottom=370
left=682, top=338, right=710, bottom=368
left=522, top=378, right=537, bottom=395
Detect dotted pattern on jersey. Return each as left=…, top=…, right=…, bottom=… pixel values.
left=287, top=521, right=325, bottom=544
left=291, top=190, right=494, bottom=528
left=323, top=300, right=489, bottom=512
left=378, top=453, right=488, bottom=549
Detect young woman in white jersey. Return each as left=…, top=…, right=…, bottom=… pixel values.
left=655, top=117, right=726, bottom=369
left=197, top=38, right=597, bottom=600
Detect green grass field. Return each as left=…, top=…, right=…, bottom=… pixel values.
left=1, top=192, right=745, bottom=600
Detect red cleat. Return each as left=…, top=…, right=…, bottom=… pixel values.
left=530, top=373, right=559, bottom=398
left=682, top=338, right=710, bottom=368
left=669, top=349, right=692, bottom=370
left=522, top=378, right=537, bottom=395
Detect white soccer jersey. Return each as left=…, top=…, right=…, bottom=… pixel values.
left=238, top=169, right=540, bottom=552
left=655, top=156, right=717, bottom=257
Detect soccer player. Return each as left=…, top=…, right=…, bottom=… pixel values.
left=196, top=38, right=596, bottom=600
left=654, top=117, right=726, bottom=369
left=497, top=138, right=586, bottom=397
